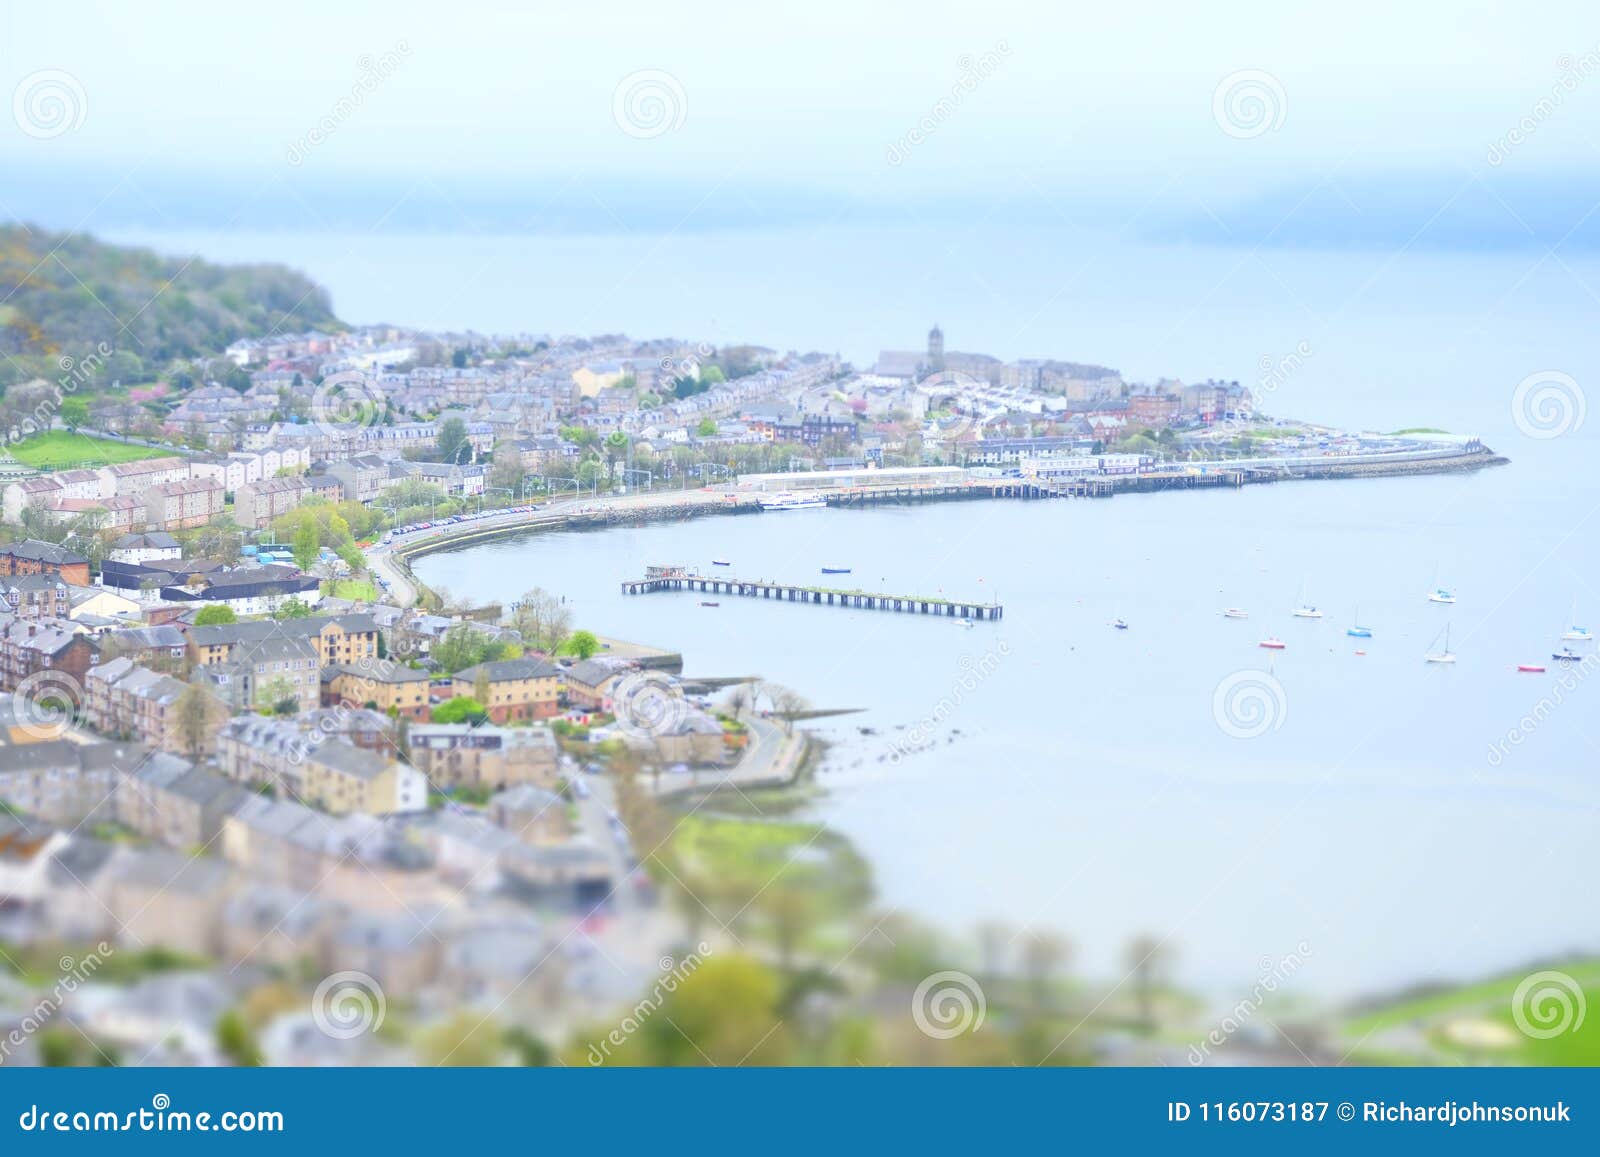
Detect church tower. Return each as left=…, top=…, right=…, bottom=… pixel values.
left=927, top=324, right=945, bottom=374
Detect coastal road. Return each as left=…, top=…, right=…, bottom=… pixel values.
left=365, top=486, right=738, bottom=607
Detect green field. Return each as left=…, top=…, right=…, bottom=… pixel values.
left=8, top=431, right=170, bottom=469
left=329, top=579, right=379, bottom=601
left=1342, top=959, right=1600, bottom=1065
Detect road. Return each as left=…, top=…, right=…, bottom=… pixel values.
left=365, top=487, right=739, bottom=607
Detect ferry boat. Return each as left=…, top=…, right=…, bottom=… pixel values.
left=1259, top=637, right=1286, bottom=650
left=758, top=491, right=826, bottom=512
left=712, top=558, right=731, bottom=567
left=1223, top=608, right=1249, bottom=619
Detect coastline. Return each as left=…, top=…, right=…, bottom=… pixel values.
left=371, top=446, right=1506, bottom=608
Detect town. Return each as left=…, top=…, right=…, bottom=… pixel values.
left=0, top=314, right=1503, bottom=1067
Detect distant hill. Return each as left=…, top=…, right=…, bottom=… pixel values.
left=0, top=225, right=342, bottom=389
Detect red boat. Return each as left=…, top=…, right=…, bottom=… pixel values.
left=1259, top=637, right=1286, bottom=650
left=1517, top=663, right=1546, bottom=673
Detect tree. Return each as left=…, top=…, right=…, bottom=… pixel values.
left=172, top=684, right=223, bottom=758
left=216, top=1009, right=263, bottom=1067
left=696, top=417, right=717, bottom=438
left=193, top=604, right=237, bottom=626
left=510, top=587, right=572, bottom=653
left=272, top=598, right=313, bottom=620
left=436, top=417, right=470, bottom=464
left=1125, top=934, right=1171, bottom=1032
left=291, top=520, right=319, bottom=572
left=60, top=396, right=89, bottom=431
left=558, top=629, right=599, bottom=660
left=432, top=696, right=487, bottom=725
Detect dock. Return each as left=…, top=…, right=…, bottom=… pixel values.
left=621, top=566, right=1003, bottom=620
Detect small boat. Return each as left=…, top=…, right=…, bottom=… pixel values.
left=1561, top=626, right=1593, bottom=642
left=1427, top=588, right=1456, bottom=605
left=1346, top=604, right=1372, bottom=637
left=1223, top=608, right=1249, bottom=619
left=1424, top=624, right=1456, bottom=664
left=700, top=601, right=720, bottom=607
left=1517, top=663, right=1546, bottom=673
left=1291, top=579, right=1321, bottom=618
left=820, top=565, right=851, bottom=574
left=1552, top=647, right=1583, bottom=662
left=1353, top=649, right=1367, bottom=656
left=958, top=619, right=975, bottom=629
left=1112, top=618, right=1129, bottom=630
left=712, top=558, right=731, bottom=567
left=1259, top=637, right=1286, bottom=650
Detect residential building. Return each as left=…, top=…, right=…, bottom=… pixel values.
left=320, top=661, right=431, bottom=719
left=405, top=722, right=560, bottom=789
left=0, top=739, right=141, bottom=826
left=193, top=634, right=321, bottom=714
left=0, top=618, right=98, bottom=692
left=144, top=477, right=225, bottom=530
left=115, top=753, right=249, bottom=850
left=450, top=657, right=563, bottom=723
left=0, top=540, right=91, bottom=586
left=0, top=575, right=73, bottom=619
left=107, top=532, right=182, bottom=565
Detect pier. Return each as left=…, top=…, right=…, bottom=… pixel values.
left=621, top=566, right=1003, bottom=620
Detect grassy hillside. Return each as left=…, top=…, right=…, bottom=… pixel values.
left=7, top=431, right=169, bottom=469
left=0, top=224, right=342, bottom=389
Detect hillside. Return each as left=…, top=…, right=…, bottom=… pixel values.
left=0, top=224, right=342, bottom=389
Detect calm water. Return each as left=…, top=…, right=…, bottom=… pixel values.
left=126, top=222, right=1599, bottom=997
left=417, top=440, right=1600, bottom=998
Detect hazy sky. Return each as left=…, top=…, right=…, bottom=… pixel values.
left=5, top=1, right=1599, bottom=206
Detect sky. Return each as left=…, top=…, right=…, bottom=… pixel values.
left=5, top=1, right=1600, bottom=244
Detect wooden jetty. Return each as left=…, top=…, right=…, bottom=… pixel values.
left=621, top=566, right=1003, bottom=620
